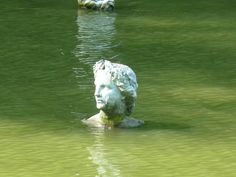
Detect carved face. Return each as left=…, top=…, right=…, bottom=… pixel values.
left=94, top=70, right=124, bottom=113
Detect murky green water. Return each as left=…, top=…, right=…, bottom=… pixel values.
left=0, top=0, right=236, bottom=176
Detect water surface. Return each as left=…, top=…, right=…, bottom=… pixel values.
left=0, top=0, right=236, bottom=177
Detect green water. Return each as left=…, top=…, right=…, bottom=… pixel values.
left=0, top=0, right=236, bottom=176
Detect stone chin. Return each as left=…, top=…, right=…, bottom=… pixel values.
left=96, top=102, right=106, bottom=110
left=96, top=102, right=114, bottom=113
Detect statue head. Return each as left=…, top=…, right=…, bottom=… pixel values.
left=93, top=60, right=138, bottom=117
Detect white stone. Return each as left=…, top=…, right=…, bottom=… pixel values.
left=82, top=60, right=144, bottom=128
left=78, top=0, right=115, bottom=11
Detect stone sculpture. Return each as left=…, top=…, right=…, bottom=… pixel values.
left=78, top=0, right=115, bottom=11
left=82, top=60, right=144, bottom=128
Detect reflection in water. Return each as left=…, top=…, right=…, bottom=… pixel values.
left=73, top=10, right=121, bottom=176
left=87, top=129, right=121, bottom=177
left=73, top=10, right=117, bottom=89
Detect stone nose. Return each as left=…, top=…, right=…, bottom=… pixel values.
left=94, top=86, right=101, bottom=97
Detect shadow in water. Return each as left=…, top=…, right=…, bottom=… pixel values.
left=87, top=128, right=122, bottom=177
left=138, top=120, right=192, bottom=131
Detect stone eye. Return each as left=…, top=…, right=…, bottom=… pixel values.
left=100, top=84, right=105, bottom=89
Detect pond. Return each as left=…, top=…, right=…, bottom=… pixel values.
left=0, top=0, right=236, bottom=176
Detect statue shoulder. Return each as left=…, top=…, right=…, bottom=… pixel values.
left=82, top=114, right=104, bottom=127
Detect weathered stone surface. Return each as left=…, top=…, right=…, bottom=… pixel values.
left=78, top=0, right=115, bottom=11
left=82, top=60, right=144, bottom=128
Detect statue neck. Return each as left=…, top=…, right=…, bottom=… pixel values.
left=99, top=110, right=125, bottom=126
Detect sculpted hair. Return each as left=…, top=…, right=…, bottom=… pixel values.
left=93, top=59, right=138, bottom=116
